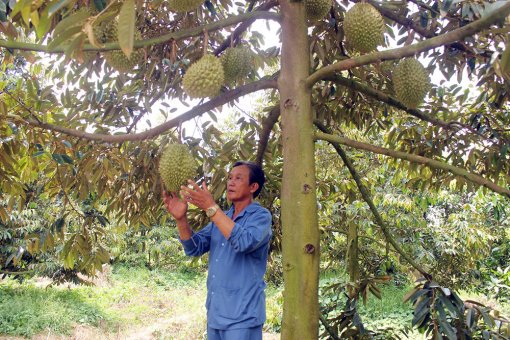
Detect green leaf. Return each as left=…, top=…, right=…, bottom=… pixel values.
left=500, top=41, right=510, bottom=77
left=52, top=9, right=89, bottom=38
left=51, top=153, right=64, bottom=164
left=48, top=25, right=83, bottom=50
left=61, top=154, right=74, bottom=164
left=465, top=308, right=475, bottom=329
left=405, top=287, right=428, bottom=304
left=438, top=318, right=456, bottom=340
left=0, top=0, right=7, bottom=22
left=438, top=295, right=459, bottom=317
left=35, top=6, right=51, bottom=40
left=48, top=0, right=75, bottom=17
left=118, top=0, right=135, bottom=58
left=412, top=305, right=430, bottom=327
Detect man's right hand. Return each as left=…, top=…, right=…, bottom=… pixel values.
left=162, top=191, right=188, bottom=221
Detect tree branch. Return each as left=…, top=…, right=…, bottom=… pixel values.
left=256, top=104, right=280, bottom=166
left=306, top=2, right=510, bottom=87
left=322, top=226, right=387, bottom=250
left=0, top=11, right=281, bottom=53
left=314, top=130, right=510, bottom=199
left=319, top=313, right=340, bottom=340
left=15, top=79, right=277, bottom=143
left=214, top=0, right=279, bottom=56
left=314, top=122, right=432, bottom=279
left=326, top=74, right=507, bottom=145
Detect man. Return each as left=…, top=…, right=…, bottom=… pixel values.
left=163, top=161, right=272, bottom=340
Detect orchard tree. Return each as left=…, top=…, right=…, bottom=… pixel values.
left=1, top=0, right=510, bottom=338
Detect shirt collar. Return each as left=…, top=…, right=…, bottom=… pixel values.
left=227, top=201, right=261, bottom=220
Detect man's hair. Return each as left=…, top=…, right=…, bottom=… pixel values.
left=232, top=161, right=265, bottom=198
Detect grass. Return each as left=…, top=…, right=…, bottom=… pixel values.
left=0, top=265, right=207, bottom=338
left=1, top=265, right=507, bottom=339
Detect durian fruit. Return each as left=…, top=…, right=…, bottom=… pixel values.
left=159, top=144, right=197, bottom=193
left=305, top=0, right=331, bottom=21
left=182, top=54, right=224, bottom=98
left=92, top=19, right=144, bottom=72
left=343, top=3, right=385, bottom=53
left=221, top=47, right=254, bottom=84
left=168, top=0, right=203, bottom=12
left=104, top=49, right=145, bottom=73
left=392, top=58, right=431, bottom=109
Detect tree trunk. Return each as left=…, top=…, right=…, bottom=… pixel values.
left=279, top=0, right=320, bottom=338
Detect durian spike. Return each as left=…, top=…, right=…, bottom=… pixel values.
left=178, top=120, right=183, bottom=144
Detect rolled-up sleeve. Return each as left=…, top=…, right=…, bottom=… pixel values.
left=180, top=222, right=213, bottom=256
left=228, top=209, right=272, bottom=253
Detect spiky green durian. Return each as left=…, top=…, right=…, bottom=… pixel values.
left=182, top=54, right=224, bottom=98
left=168, top=0, right=203, bottom=12
left=159, top=144, right=197, bottom=193
left=92, top=19, right=144, bottom=72
left=392, top=58, right=431, bottom=109
left=221, top=47, right=254, bottom=84
left=104, top=49, right=144, bottom=73
left=343, top=3, right=385, bottom=53
left=306, top=0, right=331, bottom=21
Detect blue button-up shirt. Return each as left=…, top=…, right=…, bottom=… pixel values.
left=180, top=201, right=272, bottom=330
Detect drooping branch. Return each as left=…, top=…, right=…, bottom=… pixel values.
left=14, top=79, right=277, bottom=143
left=214, top=0, right=279, bottom=56
left=314, top=122, right=432, bottom=279
left=0, top=11, right=281, bottom=53
left=314, top=130, right=510, bottom=199
left=306, top=2, right=510, bottom=87
left=255, top=104, right=280, bottom=166
left=326, top=75, right=507, bottom=146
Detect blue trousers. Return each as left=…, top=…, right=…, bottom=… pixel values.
left=207, top=325, right=263, bottom=340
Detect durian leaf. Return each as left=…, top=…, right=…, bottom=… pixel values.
left=500, top=41, right=510, bottom=77
left=47, top=0, right=75, bottom=17
left=52, top=9, right=89, bottom=38
left=118, top=0, right=135, bottom=58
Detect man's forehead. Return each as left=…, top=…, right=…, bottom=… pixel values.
left=229, top=165, right=249, bottom=175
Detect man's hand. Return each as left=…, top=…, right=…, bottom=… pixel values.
left=162, top=190, right=188, bottom=221
left=180, top=180, right=216, bottom=211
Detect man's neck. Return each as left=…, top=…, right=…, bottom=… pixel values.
left=233, top=198, right=253, bottom=218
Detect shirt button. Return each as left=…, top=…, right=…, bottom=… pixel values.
left=222, top=243, right=225, bottom=246
left=211, top=291, right=215, bottom=295
left=212, top=275, right=215, bottom=278
left=215, top=259, right=218, bottom=262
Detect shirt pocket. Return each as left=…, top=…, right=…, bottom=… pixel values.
left=214, top=287, right=245, bottom=320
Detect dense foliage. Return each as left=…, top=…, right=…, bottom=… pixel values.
left=1, top=0, right=510, bottom=337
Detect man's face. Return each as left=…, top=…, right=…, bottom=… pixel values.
left=227, top=165, right=257, bottom=202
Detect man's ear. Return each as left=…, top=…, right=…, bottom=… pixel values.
left=250, top=182, right=259, bottom=194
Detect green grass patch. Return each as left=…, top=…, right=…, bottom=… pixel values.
left=0, top=280, right=111, bottom=337
left=0, top=264, right=207, bottom=338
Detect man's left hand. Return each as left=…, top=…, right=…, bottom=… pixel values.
left=180, top=180, right=216, bottom=211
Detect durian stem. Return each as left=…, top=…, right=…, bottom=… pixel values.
left=202, top=29, right=209, bottom=56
